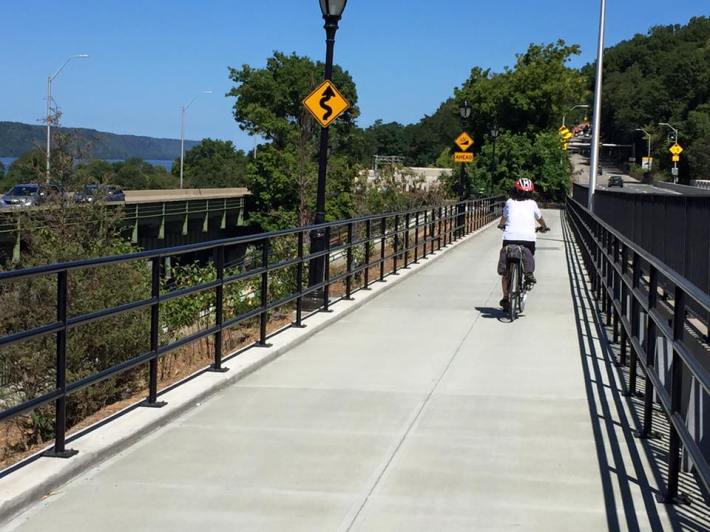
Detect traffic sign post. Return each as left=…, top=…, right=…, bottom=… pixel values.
left=453, top=131, right=474, bottom=238
left=668, top=144, right=683, bottom=182
left=303, top=80, right=350, bottom=128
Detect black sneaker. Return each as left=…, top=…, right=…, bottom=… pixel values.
left=499, top=298, right=510, bottom=312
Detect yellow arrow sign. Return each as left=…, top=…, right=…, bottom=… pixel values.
left=562, top=131, right=573, bottom=140
left=303, top=80, right=350, bottom=128
left=453, top=152, right=474, bottom=163
left=669, top=143, right=683, bottom=155
left=455, top=132, right=474, bottom=152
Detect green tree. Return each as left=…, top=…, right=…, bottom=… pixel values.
left=111, top=158, right=177, bottom=190
left=227, top=51, right=362, bottom=229
left=588, top=16, right=710, bottom=179
left=0, top=201, right=150, bottom=453
left=171, top=138, right=248, bottom=188
left=3, top=149, right=45, bottom=190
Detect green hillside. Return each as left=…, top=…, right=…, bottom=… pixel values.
left=0, top=121, right=199, bottom=160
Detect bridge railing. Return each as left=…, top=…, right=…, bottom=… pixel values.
left=566, top=197, right=710, bottom=504
left=0, top=197, right=503, bottom=462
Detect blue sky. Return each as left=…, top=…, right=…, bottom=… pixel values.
left=1, top=1, right=707, bottom=152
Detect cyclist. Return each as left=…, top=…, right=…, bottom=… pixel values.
left=497, top=178, right=549, bottom=311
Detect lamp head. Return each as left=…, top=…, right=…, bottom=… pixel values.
left=320, top=0, right=347, bottom=18
left=459, top=100, right=472, bottom=120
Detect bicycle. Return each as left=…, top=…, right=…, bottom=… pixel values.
left=498, top=226, right=549, bottom=322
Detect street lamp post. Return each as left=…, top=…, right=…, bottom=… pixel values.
left=635, top=128, right=652, bottom=159
left=562, top=104, right=590, bottom=128
left=659, top=122, right=680, bottom=183
left=588, top=0, right=607, bottom=211
left=307, top=0, right=348, bottom=302
left=456, top=101, right=472, bottom=238
left=46, top=54, right=89, bottom=182
left=490, top=124, right=499, bottom=196
left=179, top=90, right=212, bottom=189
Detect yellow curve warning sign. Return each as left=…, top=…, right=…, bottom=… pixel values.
left=303, top=80, right=350, bottom=128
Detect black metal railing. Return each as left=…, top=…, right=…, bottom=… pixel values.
left=566, top=197, right=710, bottom=504
left=0, top=197, right=504, bottom=460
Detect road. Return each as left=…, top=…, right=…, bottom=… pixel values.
left=570, top=153, right=678, bottom=195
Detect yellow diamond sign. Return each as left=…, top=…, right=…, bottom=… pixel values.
left=303, top=80, right=350, bottom=128
left=455, top=132, right=474, bottom=152
left=669, top=144, right=683, bottom=155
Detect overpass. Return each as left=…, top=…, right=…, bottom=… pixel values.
left=0, top=188, right=250, bottom=263
left=1, top=199, right=709, bottom=530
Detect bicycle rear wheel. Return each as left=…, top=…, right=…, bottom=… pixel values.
left=508, top=263, right=519, bottom=322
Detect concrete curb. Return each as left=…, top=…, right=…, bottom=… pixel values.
left=0, top=220, right=497, bottom=524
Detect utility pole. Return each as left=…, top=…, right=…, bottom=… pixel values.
left=659, top=122, right=680, bottom=183
left=46, top=54, right=89, bottom=182
left=588, top=0, right=607, bottom=211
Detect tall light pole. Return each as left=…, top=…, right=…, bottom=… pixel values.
left=562, top=104, right=590, bottom=128
left=490, top=124, right=499, bottom=196
left=457, top=100, right=472, bottom=237
left=635, top=128, right=652, bottom=159
left=46, top=54, right=89, bottom=182
left=588, top=0, right=607, bottom=211
left=179, top=90, right=212, bottom=189
left=659, top=122, right=680, bottom=182
left=308, top=0, right=348, bottom=300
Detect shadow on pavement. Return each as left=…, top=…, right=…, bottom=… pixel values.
left=562, top=212, right=710, bottom=531
left=475, top=306, right=507, bottom=322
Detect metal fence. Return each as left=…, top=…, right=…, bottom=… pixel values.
left=0, top=198, right=503, bottom=459
left=572, top=183, right=710, bottom=297
left=566, top=197, right=710, bottom=504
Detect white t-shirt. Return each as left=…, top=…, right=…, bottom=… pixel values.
left=502, top=198, right=542, bottom=242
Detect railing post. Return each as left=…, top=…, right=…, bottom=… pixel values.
left=437, top=207, right=443, bottom=251
left=379, top=217, right=386, bottom=281
left=323, top=226, right=332, bottom=310
left=393, top=215, right=400, bottom=275
left=345, top=222, right=354, bottom=299
left=143, top=257, right=166, bottom=408
left=423, top=210, right=429, bottom=259
left=364, top=219, right=372, bottom=290
left=636, top=266, right=659, bottom=439
left=404, top=213, right=410, bottom=268
left=294, top=230, right=306, bottom=327
left=209, top=246, right=228, bottom=372
left=44, top=270, right=78, bottom=458
left=657, top=286, right=688, bottom=504
left=620, top=244, right=629, bottom=365
left=256, top=238, right=272, bottom=347
left=626, top=252, right=641, bottom=396
left=413, top=211, right=420, bottom=263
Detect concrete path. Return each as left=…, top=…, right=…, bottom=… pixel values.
left=6, top=210, right=677, bottom=531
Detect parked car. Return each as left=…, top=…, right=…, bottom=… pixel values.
left=608, top=175, right=624, bottom=188
left=1, top=183, right=63, bottom=208
left=2, top=184, right=41, bottom=208
left=74, top=184, right=125, bottom=203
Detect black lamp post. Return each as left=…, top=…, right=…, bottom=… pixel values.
left=457, top=100, right=472, bottom=237
left=490, top=124, right=499, bottom=196
left=307, top=0, right=348, bottom=304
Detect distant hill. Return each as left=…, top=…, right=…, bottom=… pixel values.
left=0, top=121, right=199, bottom=160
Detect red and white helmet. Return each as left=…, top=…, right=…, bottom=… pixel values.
left=514, top=178, right=535, bottom=192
